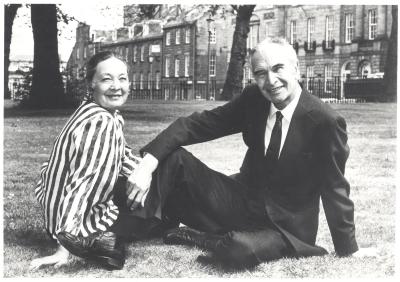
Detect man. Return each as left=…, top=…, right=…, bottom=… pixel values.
left=119, top=37, right=364, bottom=268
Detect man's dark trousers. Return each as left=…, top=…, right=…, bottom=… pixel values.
left=112, top=147, right=295, bottom=266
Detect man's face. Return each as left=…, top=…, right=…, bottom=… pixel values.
left=251, top=43, right=300, bottom=110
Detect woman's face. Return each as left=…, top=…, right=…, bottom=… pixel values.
left=91, top=57, right=129, bottom=110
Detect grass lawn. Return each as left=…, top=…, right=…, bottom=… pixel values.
left=2, top=99, right=397, bottom=278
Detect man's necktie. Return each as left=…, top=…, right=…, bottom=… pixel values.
left=265, top=111, right=283, bottom=172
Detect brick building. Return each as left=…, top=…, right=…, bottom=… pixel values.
left=66, top=4, right=393, bottom=101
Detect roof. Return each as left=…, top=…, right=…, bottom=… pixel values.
left=163, top=20, right=197, bottom=29
left=101, top=33, right=163, bottom=47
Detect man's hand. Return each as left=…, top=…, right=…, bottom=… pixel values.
left=126, top=153, right=159, bottom=210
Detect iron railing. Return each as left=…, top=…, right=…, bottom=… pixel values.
left=129, top=76, right=351, bottom=102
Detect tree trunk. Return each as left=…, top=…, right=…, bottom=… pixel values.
left=30, top=4, right=65, bottom=108
left=384, top=5, right=397, bottom=102
left=220, top=5, right=255, bottom=101
left=4, top=4, right=21, bottom=100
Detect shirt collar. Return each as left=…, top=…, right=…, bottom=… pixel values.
left=268, top=88, right=302, bottom=122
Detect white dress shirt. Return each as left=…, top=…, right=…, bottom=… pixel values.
left=264, top=90, right=302, bottom=157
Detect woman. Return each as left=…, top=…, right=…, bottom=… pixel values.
left=29, top=51, right=139, bottom=270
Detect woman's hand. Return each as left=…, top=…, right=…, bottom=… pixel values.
left=126, top=153, right=159, bottom=210
left=29, top=244, right=70, bottom=271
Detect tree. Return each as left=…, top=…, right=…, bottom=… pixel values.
left=123, top=4, right=162, bottom=25
left=220, top=5, right=256, bottom=100
left=29, top=4, right=66, bottom=108
left=4, top=4, right=21, bottom=99
left=384, top=5, right=397, bottom=102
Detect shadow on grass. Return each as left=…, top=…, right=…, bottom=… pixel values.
left=196, top=254, right=258, bottom=273
left=4, top=106, right=174, bottom=123
left=4, top=228, right=56, bottom=250
left=4, top=107, right=74, bottom=118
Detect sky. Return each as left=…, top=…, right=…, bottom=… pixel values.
left=10, top=0, right=125, bottom=62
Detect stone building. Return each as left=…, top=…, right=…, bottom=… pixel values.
left=66, top=4, right=393, bottom=101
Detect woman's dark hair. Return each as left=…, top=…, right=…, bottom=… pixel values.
left=85, top=51, right=126, bottom=83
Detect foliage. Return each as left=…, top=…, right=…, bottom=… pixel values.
left=123, top=4, right=162, bottom=25
left=13, top=68, right=33, bottom=102
left=4, top=4, right=22, bottom=99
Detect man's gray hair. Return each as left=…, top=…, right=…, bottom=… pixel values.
left=252, top=37, right=299, bottom=65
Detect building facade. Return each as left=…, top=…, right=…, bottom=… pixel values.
left=66, top=5, right=393, bottom=101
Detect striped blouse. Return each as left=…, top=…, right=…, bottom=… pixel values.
left=34, top=101, right=139, bottom=239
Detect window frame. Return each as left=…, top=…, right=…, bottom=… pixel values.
left=368, top=9, right=377, bottom=40
left=166, top=31, right=171, bottom=46
left=175, top=29, right=180, bottom=45
left=290, top=20, right=297, bottom=44
left=306, top=65, right=315, bottom=92
left=210, top=28, right=217, bottom=44
left=209, top=54, right=216, bottom=77
left=185, top=27, right=191, bottom=44
left=324, top=64, right=333, bottom=93
left=307, top=17, right=315, bottom=49
left=184, top=53, right=190, bottom=77
left=345, top=13, right=355, bottom=43
left=140, top=45, right=144, bottom=62
left=165, top=56, right=170, bottom=77
left=174, top=57, right=180, bottom=77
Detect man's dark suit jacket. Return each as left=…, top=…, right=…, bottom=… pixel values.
left=141, top=84, right=359, bottom=257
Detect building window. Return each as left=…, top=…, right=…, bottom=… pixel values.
left=155, top=71, right=161, bottom=90
left=243, top=67, right=251, bottom=85
left=307, top=17, right=315, bottom=49
left=147, top=72, right=152, bottom=89
left=165, top=56, right=170, bottom=77
left=175, top=58, right=180, bottom=77
left=132, top=73, right=136, bottom=90
left=166, top=31, right=171, bottom=46
left=139, top=72, right=144, bottom=90
left=185, top=27, right=191, bottom=43
left=175, top=29, right=180, bottom=44
left=210, top=28, right=216, bottom=44
left=184, top=53, right=190, bottom=77
left=209, top=54, right=216, bottom=77
left=248, top=24, right=259, bottom=49
left=306, top=65, right=314, bottom=92
left=368, top=9, right=377, bottom=40
left=360, top=61, right=372, bottom=78
left=140, top=46, right=144, bottom=62
left=125, top=47, right=129, bottom=61
left=345, top=13, right=354, bottom=43
left=76, top=48, right=80, bottom=60
left=133, top=46, right=137, bottom=62
left=324, top=64, right=333, bottom=93
left=265, top=22, right=272, bottom=38
left=83, top=47, right=87, bottom=59
left=325, top=15, right=334, bottom=48
left=290, top=20, right=297, bottom=44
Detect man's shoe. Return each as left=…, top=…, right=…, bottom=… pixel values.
left=163, top=227, right=222, bottom=251
left=58, top=231, right=125, bottom=270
